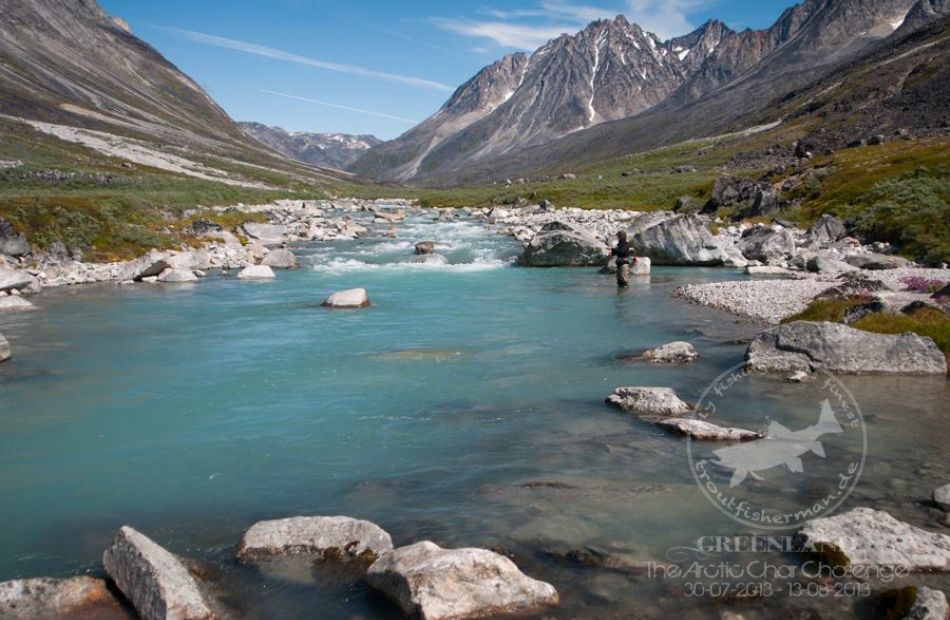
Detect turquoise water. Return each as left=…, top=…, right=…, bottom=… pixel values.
left=1, top=213, right=947, bottom=618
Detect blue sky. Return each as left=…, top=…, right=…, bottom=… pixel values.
left=100, top=0, right=794, bottom=140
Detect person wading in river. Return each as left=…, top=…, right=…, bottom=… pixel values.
left=611, top=230, right=636, bottom=287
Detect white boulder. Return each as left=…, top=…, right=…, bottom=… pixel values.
left=237, top=515, right=392, bottom=561
left=0, top=296, right=35, bottom=312
left=157, top=268, right=198, bottom=283
left=639, top=341, right=698, bottom=363
left=0, top=576, right=125, bottom=619
left=237, top=265, right=276, bottom=280
left=261, top=249, right=299, bottom=269
left=323, top=288, right=370, bottom=309
left=656, top=418, right=762, bottom=441
left=606, top=387, right=691, bottom=417
left=0, top=332, right=8, bottom=363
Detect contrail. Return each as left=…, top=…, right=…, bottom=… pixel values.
left=262, top=90, right=419, bottom=124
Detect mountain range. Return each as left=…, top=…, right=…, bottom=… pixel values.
left=238, top=122, right=380, bottom=170
left=352, top=0, right=948, bottom=184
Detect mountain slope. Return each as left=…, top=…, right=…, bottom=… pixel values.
left=238, top=122, right=380, bottom=169
left=354, top=0, right=934, bottom=185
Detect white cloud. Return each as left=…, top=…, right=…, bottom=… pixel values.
left=161, top=27, right=454, bottom=92
left=261, top=90, right=419, bottom=124
left=431, top=18, right=574, bottom=50
left=624, top=0, right=710, bottom=40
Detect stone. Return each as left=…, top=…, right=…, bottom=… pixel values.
left=629, top=215, right=725, bottom=266
left=736, top=226, right=796, bottom=263
left=191, top=219, right=222, bottom=235
left=934, top=484, right=950, bottom=512
left=366, top=541, right=559, bottom=620
left=606, top=387, right=691, bottom=417
left=0, top=296, right=35, bottom=312
left=237, top=515, right=393, bottom=561
left=842, top=299, right=887, bottom=324
left=323, top=288, right=370, bottom=309
left=639, top=341, right=698, bottom=364
left=806, top=255, right=857, bottom=274
left=785, top=370, right=811, bottom=383
left=0, top=576, right=128, bottom=619
left=261, top=249, right=299, bottom=269
left=630, top=256, right=651, bottom=275
left=519, top=223, right=609, bottom=267
left=133, top=255, right=171, bottom=281
left=901, top=586, right=949, bottom=620
left=844, top=253, right=912, bottom=270
left=0, top=332, right=8, bottom=363
left=808, top=214, right=848, bottom=245
left=656, top=418, right=762, bottom=441
left=794, top=508, right=950, bottom=571
left=0, top=269, right=34, bottom=294
left=237, top=265, right=276, bottom=280
left=414, top=242, right=436, bottom=255
left=0, top=218, right=30, bottom=257
left=157, top=268, right=198, bottom=283
left=103, top=526, right=216, bottom=620
left=241, top=222, right=288, bottom=244
left=746, top=321, right=947, bottom=375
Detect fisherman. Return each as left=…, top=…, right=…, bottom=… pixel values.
left=611, top=230, right=635, bottom=287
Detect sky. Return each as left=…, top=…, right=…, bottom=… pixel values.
left=99, top=0, right=795, bottom=140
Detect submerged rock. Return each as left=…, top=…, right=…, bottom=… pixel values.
left=323, top=288, right=370, bottom=309
left=237, top=515, right=392, bottom=561
left=794, top=508, right=950, bottom=570
left=237, top=265, right=276, bottom=280
left=103, top=526, right=216, bottom=620
left=0, top=332, right=8, bottom=363
left=638, top=341, right=698, bottom=364
left=656, top=418, right=762, bottom=441
left=0, top=576, right=129, bottom=619
left=261, top=249, right=299, bottom=269
left=745, top=321, right=947, bottom=375
left=629, top=215, right=725, bottom=266
left=519, top=222, right=609, bottom=267
left=606, top=387, right=691, bottom=417
left=366, top=541, right=558, bottom=620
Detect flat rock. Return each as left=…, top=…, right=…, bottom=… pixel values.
left=0, top=296, right=36, bottom=312
left=103, top=526, right=215, bottom=620
left=322, top=288, right=370, bottom=309
left=0, top=268, right=35, bottom=294
left=806, top=255, right=857, bottom=274
left=0, top=576, right=129, bottom=619
left=629, top=214, right=725, bottom=266
left=261, top=249, right=298, bottom=269
left=794, top=508, right=950, bottom=570
left=845, top=253, right=912, bottom=270
left=237, top=265, right=276, bottom=280
left=639, top=341, right=698, bottom=363
left=606, top=387, right=691, bottom=417
left=157, top=268, right=198, bottom=283
left=366, top=541, right=559, bottom=620
left=241, top=223, right=288, bottom=244
left=934, top=484, right=950, bottom=512
left=237, top=515, right=392, bottom=561
left=656, top=418, right=762, bottom=441
left=0, top=332, right=9, bottom=363
left=746, top=321, right=947, bottom=375
left=519, top=223, right=609, bottom=267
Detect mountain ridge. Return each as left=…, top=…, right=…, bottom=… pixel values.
left=238, top=122, right=380, bottom=170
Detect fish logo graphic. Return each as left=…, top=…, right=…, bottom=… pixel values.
left=712, top=400, right=844, bottom=487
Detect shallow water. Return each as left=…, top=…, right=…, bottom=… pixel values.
left=1, top=211, right=947, bottom=619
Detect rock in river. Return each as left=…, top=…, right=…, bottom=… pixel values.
left=0, top=576, right=128, bottom=619
left=934, top=484, right=950, bottom=512
left=157, top=268, right=198, bottom=283
left=323, top=288, right=370, bottom=309
left=103, top=525, right=216, bottom=620
left=0, top=296, right=35, bottom=312
left=414, top=241, right=436, bottom=255
left=237, top=265, right=276, bottom=280
left=628, top=214, right=724, bottom=266
left=366, top=541, right=559, bottom=620
left=237, top=515, right=393, bottom=561
left=0, top=332, right=9, bottom=363
left=606, top=387, right=691, bottom=417
left=795, top=508, right=950, bottom=571
left=519, top=222, right=609, bottom=267
left=262, top=249, right=299, bottom=269
left=746, top=321, right=947, bottom=375
left=656, top=418, right=762, bottom=441
left=639, top=341, right=698, bottom=364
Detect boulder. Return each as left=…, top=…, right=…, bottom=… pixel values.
left=237, top=515, right=392, bottom=561
left=736, top=226, right=796, bottom=263
left=156, top=268, right=198, bottom=283
left=934, top=484, right=950, bottom=512
left=103, top=526, right=216, bottom=620
left=599, top=257, right=651, bottom=276
left=0, top=269, right=35, bottom=294
left=415, top=242, right=436, bottom=255
left=629, top=215, right=725, bottom=266
left=323, top=288, right=370, bottom=309
left=844, top=253, right=912, bottom=270
left=366, top=541, right=559, bottom=620
left=0, top=576, right=128, bottom=619
left=806, top=255, right=857, bottom=274
left=0, top=218, right=30, bottom=257
left=190, top=219, right=222, bottom=235
left=746, top=321, right=947, bottom=375
left=241, top=223, right=288, bottom=244
left=794, top=508, right=950, bottom=571
left=842, top=299, right=887, bottom=324
left=808, top=214, right=848, bottom=245
left=656, top=418, right=762, bottom=441
left=0, top=296, right=36, bottom=312
left=639, top=341, right=698, bottom=364
left=262, top=249, right=299, bottom=269
left=606, top=387, right=691, bottom=417
left=0, top=332, right=8, bottom=363
left=237, top=265, right=276, bottom=280
left=133, top=253, right=171, bottom=281
left=894, top=586, right=948, bottom=620
left=519, top=223, right=609, bottom=267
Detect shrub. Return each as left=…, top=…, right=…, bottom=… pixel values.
left=782, top=298, right=867, bottom=323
